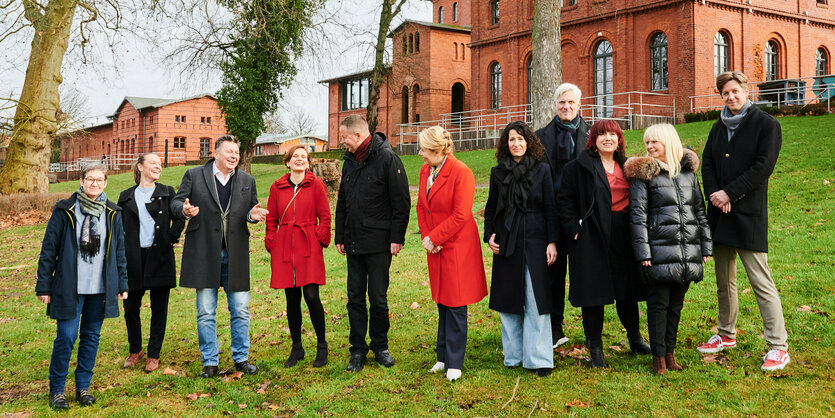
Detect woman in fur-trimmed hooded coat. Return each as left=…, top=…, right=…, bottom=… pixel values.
left=624, top=124, right=713, bottom=374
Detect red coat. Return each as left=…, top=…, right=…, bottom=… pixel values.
left=265, top=171, right=331, bottom=288
left=416, top=154, right=487, bottom=307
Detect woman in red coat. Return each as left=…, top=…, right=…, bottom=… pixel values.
left=265, top=145, right=331, bottom=368
left=416, top=126, right=488, bottom=382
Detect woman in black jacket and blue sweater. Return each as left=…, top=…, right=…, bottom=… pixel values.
left=624, top=124, right=713, bottom=375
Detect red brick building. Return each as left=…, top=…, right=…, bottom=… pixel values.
left=323, top=0, right=833, bottom=146
left=60, top=94, right=228, bottom=167
left=255, top=133, right=329, bottom=156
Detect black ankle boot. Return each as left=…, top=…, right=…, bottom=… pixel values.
left=313, top=342, right=328, bottom=368
left=629, top=337, right=652, bottom=355
left=284, top=343, right=305, bottom=368
left=587, top=339, right=608, bottom=368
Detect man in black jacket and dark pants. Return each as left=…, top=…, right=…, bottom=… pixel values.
left=335, top=115, right=411, bottom=372
left=535, top=83, right=589, bottom=348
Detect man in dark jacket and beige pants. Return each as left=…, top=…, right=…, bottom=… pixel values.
left=698, top=71, right=789, bottom=371
left=171, top=135, right=268, bottom=378
left=335, top=115, right=411, bottom=372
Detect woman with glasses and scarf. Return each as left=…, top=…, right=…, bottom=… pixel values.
left=36, top=163, right=129, bottom=410
left=484, top=121, right=558, bottom=377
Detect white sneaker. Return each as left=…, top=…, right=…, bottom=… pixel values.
left=553, top=336, right=569, bottom=348
left=430, top=362, right=445, bottom=373
left=446, top=368, right=461, bottom=381
left=761, top=349, right=790, bottom=371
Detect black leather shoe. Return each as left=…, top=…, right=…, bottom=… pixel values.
left=235, top=360, right=258, bottom=375
left=587, top=340, right=608, bottom=368
left=629, top=338, right=652, bottom=355
left=75, top=388, right=96, bottom=406
left=200, top=365, right=218, bottom=378
left=374, top=350, right=395, bottom=367
left=313, top=342, right=328, bottom=368
left=49, top=393, right=69, bottom=410
left=346, top=353, right=366, bottom=372
left=536, top=367, right=553, bottom=377
left=283, top=344, right=305, bottom=368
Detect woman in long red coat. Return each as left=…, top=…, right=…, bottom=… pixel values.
left=265, top=145, right=331, bottom=368
left=416, top=126, right=488, bottom=382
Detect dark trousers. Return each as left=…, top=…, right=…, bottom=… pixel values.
left=49, top=294, right=105, bottom=394
left=124, top=287, right=171, bottom=358
left=646, top=282, right=689, bottom=357
left=346, top=252, right=392, bottom=355
left=549, top=238, right=568, bottom=339
left=285, top=284, right=326, bottom=344
left=581, top=300, right=641, bottom=343
left=436, top=304, right=468, bottom=369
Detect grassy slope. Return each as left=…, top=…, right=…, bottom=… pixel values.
left=1, top=116, right=832, bottom=415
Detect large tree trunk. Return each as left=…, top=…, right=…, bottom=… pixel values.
left=531, top=0, right=561, bottom=131
left=0, top=1, right=78, bottom=194
left=238, top=139, right=255, bottom=175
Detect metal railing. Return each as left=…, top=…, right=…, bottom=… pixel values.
left=397, top=104, right=533, bottom=147
left=50, top=151, right=187, bottom=172
left=689, top=74, right=834, bottom=113
left=580, top=91, right=676, bottom=129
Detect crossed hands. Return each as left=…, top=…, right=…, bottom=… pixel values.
left=489, top=233, right=557, bottom=266
left=709, top=190, right=731, bottom=214
left=335, top=243, right=403, bottom=256
left=422, top=236, right=442, bottom=254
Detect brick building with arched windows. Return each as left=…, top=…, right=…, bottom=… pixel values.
left=323, top=0, right=834, bottom=148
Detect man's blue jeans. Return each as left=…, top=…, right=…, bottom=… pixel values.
left=196, top=249, right=250, bottom=366
left=49, top=293, right=105, bottom=394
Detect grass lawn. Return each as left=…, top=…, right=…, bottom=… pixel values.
left=1, top=116, right=833, bottom=415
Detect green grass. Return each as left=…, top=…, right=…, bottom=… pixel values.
left=2, top=115, right=833, bottom=415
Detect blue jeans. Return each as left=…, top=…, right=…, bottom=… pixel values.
left=500, top=266, right=553, bottom=369
left=49, top=294, right=105, bottom=394
left=196, top=249, right=250, bottom=366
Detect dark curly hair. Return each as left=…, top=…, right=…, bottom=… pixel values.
left=496, top=121, right=545, bottom=163
left=586, top=119, right=627, bottom=163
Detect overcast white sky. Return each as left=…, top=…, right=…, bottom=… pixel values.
left=0, top=0, right=432, bottom=134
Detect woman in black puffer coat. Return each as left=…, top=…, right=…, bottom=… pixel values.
left=624, top=124, right=713, bottom=375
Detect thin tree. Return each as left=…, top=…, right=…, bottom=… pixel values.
left=366, top=0, right=408, bottom=133
left=531, top=0, right=562, bottom=130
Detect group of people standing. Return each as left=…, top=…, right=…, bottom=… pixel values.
left=35, top=71, right=790, bottom=410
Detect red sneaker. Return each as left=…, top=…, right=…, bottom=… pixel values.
left=761, top=350, right=790, bottom=371
left=697, top=334, right=736, bottom=353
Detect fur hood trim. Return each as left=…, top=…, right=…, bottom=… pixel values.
left=624, top=148, right=700, bottom=181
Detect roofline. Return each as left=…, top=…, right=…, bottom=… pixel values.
left=388, top=19, right=471, bottom=37
left=111, top=93, right=218, bottom=118
left=317, top=64, right=392, bottom=85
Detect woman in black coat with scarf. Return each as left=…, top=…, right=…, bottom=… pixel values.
left=557, top=119, right=651, bottom=368
left=484, top=121, right=558, bottom=377
left=118, top=153, right=184, bottom=373
left=624, top=124, right=712, bottom=375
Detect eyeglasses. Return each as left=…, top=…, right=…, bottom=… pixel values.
left=84, top=178, right=107, bottom=184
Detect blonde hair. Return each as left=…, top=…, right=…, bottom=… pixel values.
left=716, top=71, right=749, bottom=92
left=643, top=124, right=683, bottom=178
left=418, top=126, right=453, bottom=155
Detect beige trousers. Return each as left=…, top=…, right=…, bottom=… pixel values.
left=713, top=245, right=788, bottom=351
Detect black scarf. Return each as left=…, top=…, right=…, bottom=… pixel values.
left=494, top=155, right=537, bottom=256
left=76, top=188, right=106, bottom=263
left=553, top=115, right=579, bottom=162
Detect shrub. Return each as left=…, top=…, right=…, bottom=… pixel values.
left=0, top=192, right=72, bottom=215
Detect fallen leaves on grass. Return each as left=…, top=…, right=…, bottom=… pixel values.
left=742, top=288, right=751, bottom=294
left=701, top=353, right=729, bottom=366
left=797, top=305, right=829, bottom=316
left=419, top=280, right=429, bottom=287
left=257, top=380, right=271, bottom=394
left=409, top=301, right=420, bottom=310
left=238, top=404, right=247, bottom=409
left=162, top=367, right=179, bottom=376
left=556, top=344, right=588, bottom=359
left=565, top=399, right=590, bottom=408
left=609, top=345, right=623, bottom=352
left=186, top=392, right=211, bottom=401
left=221, top=371, right=244, bottom=382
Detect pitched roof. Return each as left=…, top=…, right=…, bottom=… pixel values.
left=114, top=93, right=217, bottom=115
left=388, top=19, right=471, bottom=37
left=255, top=132, right=327, bottom=145
left=317, top=64, right=392, bottom=84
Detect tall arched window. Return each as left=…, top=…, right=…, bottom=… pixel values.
left=412, top=84, right=421, bottom=122
left=401, top=86, right=409, bottom=123
left=765, top=40, right=779, bottom=81
left=714, top=31, right=730, bottom=76
left=594, top=40, right=613, bottom=118
left=415, top=32, right=420, bottom=53
left=409, top=34, right=414, bottom=54
left=650, top=32, right=668, bottom=90
left=403, top=35, right=407, bottom=55
left=454, top=42, right=459, bottom=60
left=439, top=6, right=444, bottom=24
left=490, top=62, right=502, bottom=109
left=453, top=2, right=459, bottom=21
left=816, top=47, right=829, bottom=76
left=526, top=56, right=533, bottom=105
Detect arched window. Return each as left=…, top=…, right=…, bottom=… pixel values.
left=454, top=42, right=459, bottom=60
left=403, top=35, right=407, bottom=55
left=460, top=43, right=465, bottom=60
left=401, top=86, right=410, bottom=123
left=491, top=0, right=500, bottom=25
left=415, top=32, right=420, bottom=53
left=439, top=6, right=444, bottom=24
left=526, top=55, right=533, bottom=105
left=816, top=47, right=829, bottom=76
left=714, top=31, right=730, bottom=76
left=594, top=40, right=613, bottom=118
left=412, top=84, right=421, bottom=122
left=765, top=40, right=779, bottom=81
left=490, top=62, right=502, bottom=109
left=650, top=32, right=668, bottom=90
left=453, top=2, right=459, bottom=21
left=409, top=34, right=414, bottom=54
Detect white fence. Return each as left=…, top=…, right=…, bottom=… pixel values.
left=50, top=151, right=187, bottom=173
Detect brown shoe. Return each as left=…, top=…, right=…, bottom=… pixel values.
left=665, top=352, right=683, bottom=371
left=145, top=358, right=160, bottom=373
left=124, top=350, right=145, bottom=368
left=652, top=356, right=666, bottom=375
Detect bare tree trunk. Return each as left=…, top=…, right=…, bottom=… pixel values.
left=531, top=0, right=561, bottom=131
left=366, top=0, right=406, bottom=133
left=0, top=1, right=77, bottom=194
left=239, top=140, right=255, bottom=175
